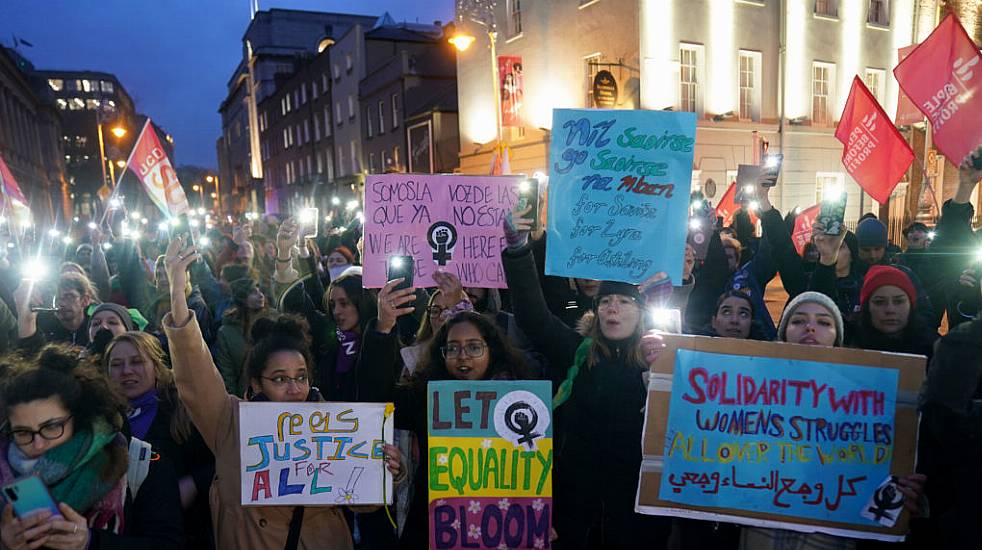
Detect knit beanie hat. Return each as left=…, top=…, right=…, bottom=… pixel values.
left=777, top=291, right=844, bottom=347
left=593, top=281, right=642, bottom=308
left=855, top=218, right=888, bottom=248
left=330, top=246, right=355, bottom=265
left=91, top=303, right=136, bottom=332
left=230, top=277, right=259, bottom=305
left=860, top=265, right=916, bottom=308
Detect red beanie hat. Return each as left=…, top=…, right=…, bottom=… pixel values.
left=860, top=265, right=916, bottom=308
left=331, top=246, right=355, bottom=265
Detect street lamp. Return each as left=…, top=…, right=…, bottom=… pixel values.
left=452, top=0, right=503, bottom=147
left=205, top=174, right=222, bottom=214
left=110, top=126, right=127, bottom=139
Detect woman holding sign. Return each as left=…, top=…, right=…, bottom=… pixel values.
left=499, top=206, right=673, bottom=549
left=162, top=236, right=405, bottom=550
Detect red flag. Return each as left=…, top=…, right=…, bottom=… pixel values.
left=835, top=76, right=913, bottom=204
left=0, top=153, right=29, bottom=208
left=791, top=204, right=820, bottom=255
left=715, top=181, right=737, bottom=226
left=895, top=45, right=923, bottom=125
left=894, top=14, right=982, bottom=165
left=124, top=120, right=189, bottom=217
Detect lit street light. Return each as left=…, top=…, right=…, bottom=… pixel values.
left=111, top=126, right=127, bottom=139
left=452, top=1, right=503, bottom=147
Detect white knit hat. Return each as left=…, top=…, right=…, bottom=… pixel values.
left=777, top=291, right=844, bottom=347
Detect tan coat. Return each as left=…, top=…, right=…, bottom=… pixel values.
left=164, top=313, right=353, bottom=550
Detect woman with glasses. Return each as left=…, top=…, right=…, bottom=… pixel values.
left=105, top=331, right=216, bottom=549
left=0, top=344, right=183, bottom=549
left=498, top=205, right=673, bottom=549
left=162, top=236, right=405, bottom=550
left=357, top=304, right=535, bottom=549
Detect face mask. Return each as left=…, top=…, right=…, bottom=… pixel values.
left=328, top=264, right=351, bottom=281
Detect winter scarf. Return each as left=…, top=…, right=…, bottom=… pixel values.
left=127, top=389, right=159, bottom=440
left=0, top=420, right=127, bottom=533
left=335, top=329, right=360, bottom=374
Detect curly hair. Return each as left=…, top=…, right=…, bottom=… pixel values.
left=244, top=314, right=314, bottom=393
left=104, top=332, right=194, bottom=444
left=409, top=311, right=534, bottom=388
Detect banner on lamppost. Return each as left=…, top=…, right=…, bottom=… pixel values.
left=498, top=56, right=524, bottom=128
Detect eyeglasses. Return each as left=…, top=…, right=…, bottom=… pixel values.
left=442, top=342, right=487, bottom=359
left=261, top=375, right=309, bottom=387
left=427, top=306, right=447, bottom=317
left=7, top=416, right=73, bottom=445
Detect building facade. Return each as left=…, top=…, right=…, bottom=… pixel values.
left=360, top=21, right=460, bottom=175
left=456, top=0, right=950, bottom=234
left=216, top=9, right=375, bottom=214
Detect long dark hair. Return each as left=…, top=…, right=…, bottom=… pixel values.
left=324, top=273, right=377, bottom=334
left=854, top=301, right=933, bottom=355
left=410, top=312, right=533, bottom=387
left=244, top=314, right=315, bottom=393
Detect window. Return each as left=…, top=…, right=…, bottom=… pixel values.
left=317, top=151, right=324, bottom=173
left=85, top=99, right=100, bottom=110
left=678, top=44, right=705, bottom=115
left=378, top=100, right=386, bottom=134
left=369, top=152, right=377, bottom=172
left=283, top=128, right=290, bottom=149
left=812, top=62, right=835, bottom=126
left=48, top=79, right=64, bottom=91
left=56, top=98, right=67, bottom=110
left=314, top=115, right=321, bottom=141
left=281, top=97, right=287, bottom=116
left=69, top=80, right=81, bottom=91
left=336, top=103, right=343, bottom=126
left=864, top=68, right=886, bottom=102
left=299, top=157, right=305, bottom=179
left=507, top=0, right=522, bottom=37
left=337, top=145, right=346, bottom=176
left=100, top=81, right=114, bottom=93
left=311, top=81, right=318, bottom=100
left=345, top=53, right=353, bottom=72
left=81, top=80, right=93, bottom=92
left=867, top=0, right=888, bottom=26
left=303, top=119, right=310, bottom=143
left=301, top=85, right=307, bottom=105
left=295, top=124, right=302, bottom=146
left=326, top=149, right=335, bottom=179
left=350, top=141, right=359, bottom=173
left=334, top=64, right=341, bottom=81
left=322, top=74, right=329, bottom=94
left=815, top=0, right=838, bottom=18
left=738, top=51, right=762, bottom=122
left=324, top=107, right=332, bottom=136
left=105, top=100, right=116, bottom=112
left=68, top=97, right=84, bottom=110
left=286, top=93, right=292, bottom=113
left=391, top=94, right=400, bottom=128
left=815, top=172, right=845, bottom=204
left=307, top=155, right=313, bottom=177
left=294, top=90, right=300, bottom=109
left=367, top=107, right=374, bottom=138
left=348, top=95, right=355, bottom=119
left=393, top=146, right=401, bottom=169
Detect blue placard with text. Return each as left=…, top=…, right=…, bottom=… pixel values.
left=545, top=109, right=696, bottom=284
left=659, top=349, right=899, bottom=526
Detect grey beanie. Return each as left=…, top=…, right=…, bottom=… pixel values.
left=777, top=291, right=844, bottom=347
left=91, top=303, right=136, bottom=332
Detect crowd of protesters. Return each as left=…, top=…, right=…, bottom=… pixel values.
left=0, top=149, right=977, bottom=550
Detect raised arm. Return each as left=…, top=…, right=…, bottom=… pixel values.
left=161, top=236, right=228, bottom=449
left=88, top=229, right=112, bottom=302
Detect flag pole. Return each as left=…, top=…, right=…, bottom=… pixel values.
left=99, top=120, right=150, bottom=226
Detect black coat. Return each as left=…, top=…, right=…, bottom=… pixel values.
left=501, top=246, right=670, bottom=549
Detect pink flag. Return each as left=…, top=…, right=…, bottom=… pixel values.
left=0, top=153, right=29, bottom=208
left=895, top=45, right=923, bottom=125
left=894, top=14, right=982, bottom=165
left=835, top=76, right=914, bottom=204
left=791, top=204, right=820, bottom=256
left=124, top=120, right=189, bottom=217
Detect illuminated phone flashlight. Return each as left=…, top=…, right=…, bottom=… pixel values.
left=331, top=196, right=341, bottom=206
left=299, top=208, right=317, bottom=225
left=345, top=200, right=359, bottom=211
left=765, top=155, right=780, bottom=168
left=389, top=256, right=404, bottom=269
left=158, top=221, right=170, bottom=232
left=87, top=222, right=97, bottom=230
left=62, top=236, right=72, bottom=245
left=927, top=230, right=937, bottom=240
left=72, top=216, right=80, bottom=223
left=743, top=185, right=754, bottom=195
left=129, top=211, right=141, bottom=221
left=688, top=218, right=702, bottom=231
left=197, top=208, right=206, bottom=216
left=200, top=236, right=212, bottom=247
left=189, top=219, right=200, bottom=228
left=22, top=258, right=48, bottom=281
left=823, top=183, right=845, bottom=201
left=245, top=212, right=257, bottom=221
left=141, top=218, right=148, bottom=225
left=648, top=307, right=682, bottom=334
left=102, top=242, right=112, bottom=251
left=976, top=248, right=982, bottom=263
left=355, top=211, right=364, bottom=223
left=109, top=198, right=122, bottom=209
left=170, top=218, right=182, bottom=228
left=691, top=199, right=703, bottom=210
left=518, top=179, right=531, bottom=194
left=120, top=226, right=131, bottom=237
left=748, top=200, right=760, bottom=211
left=47, top=228, right=60, bottom=238
left=131, top=230, right=142, bottom=241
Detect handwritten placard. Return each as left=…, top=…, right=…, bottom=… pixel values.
left=545, top=109, right=696, bottom=284
left=636, top=336, right=925, bottom=542
left=363, top=174, right=524, bottom=288
left=238, top=402, right=393, bottom=506
left=428, top=381, right=553, bottom=550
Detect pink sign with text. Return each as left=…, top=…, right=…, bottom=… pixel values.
left=363, top=174, right=524, bottom=288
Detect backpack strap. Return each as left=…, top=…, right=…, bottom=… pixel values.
left=284, top=506, right=305, bottom=550
left=127, top=437, right=153, bottom=500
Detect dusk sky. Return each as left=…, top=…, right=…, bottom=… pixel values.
left=1, top=0, right=454, bottom=169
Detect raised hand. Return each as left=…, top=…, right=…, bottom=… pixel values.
left=503, top=203, right=533, bottom=250
left=276, top=218, right=299, bottom=260
left=812, top=221, right=847, bottom=267
left=164, top=236, right=200, bottom=326
left=433, top=270, right=466, bottom=304
left=376, top=278, right=417, bottom=334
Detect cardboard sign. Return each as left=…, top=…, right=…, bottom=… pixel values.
left=894, top=14, right=982, bottom=164
left=238, top=402, right=394, bottom=506
left=428, top=381, right=553, bottom=550
left=545, top=109, right=696, bottom=284
left=362, top=174, right=524, bottom=288
left=792, top=205, right=820, bottom=256
left=636, top=336, right=925, bottom=542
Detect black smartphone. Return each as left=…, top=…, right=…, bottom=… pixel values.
left=387, top=255, right=414, bottom=291
left=818, top=192, right=848, bottom=236
left=735, top=165, right=760, bottom=203
left=687, top=201, right=714, bottom=260
left=760, top=153, right=784, bottom=188
left=517, top=178, right=540, bottom=232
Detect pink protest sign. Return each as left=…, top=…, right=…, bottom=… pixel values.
left=894, top=14, right=982, bottom=164
left=363, top=174, right=524, bottom=288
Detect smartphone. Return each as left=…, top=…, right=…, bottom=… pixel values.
left=2, top=476, right=61, bottom=519
left=386, top=255, right=415, bottom=291
left=648, top=308, right=682, bottom=334
left=735, top=165, right=760, bottom=203
left=818, top=192, right=848, bottom=236
left=760, top=153, right=784, bottom=188
left=298, top=208, right=319, bottom=240
left=177, top=214, right=195, bottom=247
left=516, top=178, right=540, bottom=232
left=687, top=201, right=714, bottom=260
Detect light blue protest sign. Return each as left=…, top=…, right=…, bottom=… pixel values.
left=545, top=109, right=696, bottom=284
left=659, top=349, right=899, bottom=526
